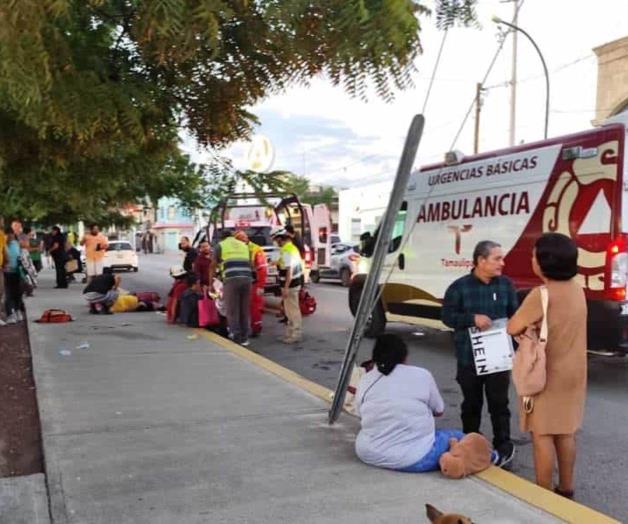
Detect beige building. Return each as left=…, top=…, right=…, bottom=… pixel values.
left=594, top=36, right=628, bottom=123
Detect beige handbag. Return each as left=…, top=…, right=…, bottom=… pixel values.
left=512, top=286, right=548, bottom=413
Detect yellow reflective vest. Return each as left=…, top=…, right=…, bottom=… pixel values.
left=278, top=240, right=303, bottom=287
left=219, top=237, right=252, bottom=280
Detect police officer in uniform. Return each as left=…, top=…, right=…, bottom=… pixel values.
left=273, top=228, right=304, bottom=344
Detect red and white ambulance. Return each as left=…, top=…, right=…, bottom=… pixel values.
left=350, top=115, right=628, bottom=354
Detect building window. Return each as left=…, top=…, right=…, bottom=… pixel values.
left=167, top=206, right=176, bottom=220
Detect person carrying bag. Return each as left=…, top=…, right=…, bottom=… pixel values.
left=511, top=286, right=548, bottom=414
left=507, top=233, right=586, bottom=500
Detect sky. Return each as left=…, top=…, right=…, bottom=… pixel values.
left=182, top=0, right=628, bottom=190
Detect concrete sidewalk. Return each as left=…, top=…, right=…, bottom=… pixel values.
left=23, top=271, right=583, bottom=523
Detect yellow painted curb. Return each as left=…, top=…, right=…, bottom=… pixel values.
left=476, top=467, right=620, bottom=524
left=196, top=329, right=620, bottom=524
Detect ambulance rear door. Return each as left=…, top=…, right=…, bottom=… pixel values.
left=311, top=204, right=332, bottom=268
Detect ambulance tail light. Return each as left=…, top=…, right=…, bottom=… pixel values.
left=606, top=237, right=628, bottom=301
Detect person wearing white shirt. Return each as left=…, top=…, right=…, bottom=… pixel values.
left=355, top=334, right=465, bottom=472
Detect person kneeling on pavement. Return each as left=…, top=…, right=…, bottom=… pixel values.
left=83, top=271, right=121, bottom=314
left=355, top=334, right=494, bottom=473
left=178, top=274, right=202, bottom=327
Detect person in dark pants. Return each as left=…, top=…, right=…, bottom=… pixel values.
left=442, top=240, right=518, bottom=469
left=178, top=273, right=202, bottom=327
left=3, top=229, right=25, bottom=324
left=208, top=230, right=252, bottom=346
left=48, top=226, right=68, bottom=289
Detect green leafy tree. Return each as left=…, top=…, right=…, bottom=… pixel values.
left=0, top=0, right=477, bottom=223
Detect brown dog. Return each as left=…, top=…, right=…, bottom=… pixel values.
left=426, top=503, right=473, bottom=524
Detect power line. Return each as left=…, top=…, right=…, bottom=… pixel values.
left=483, top=53, right=594, bottom=90
left=360, top=0, right=528, bottom=314
left=422, top=30, right=449, bottom=114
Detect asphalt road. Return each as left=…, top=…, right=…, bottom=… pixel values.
left=123, top=253, right=628, bottom=521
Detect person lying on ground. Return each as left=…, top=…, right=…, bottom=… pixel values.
left=83, top=272, right=121, bottom=315
left=355, top=334, right=473, bottom=473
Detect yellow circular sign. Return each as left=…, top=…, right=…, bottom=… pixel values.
left=247, top=134, right=275, bottom=172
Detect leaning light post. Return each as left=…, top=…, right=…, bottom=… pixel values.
left=492, top=16, right=550, bottom=139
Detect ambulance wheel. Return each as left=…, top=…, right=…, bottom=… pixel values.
left=364, top=300, right=386, bottom=338
left=310, top=270, right=320, bottom=283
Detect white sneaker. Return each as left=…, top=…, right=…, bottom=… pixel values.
left=0, top=318, right=7, bottom=327
left=16, top=311, right=24, bottom=322
left=6, top=313, right=18, bottom=325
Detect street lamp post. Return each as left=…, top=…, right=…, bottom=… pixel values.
left=493, top=16, right=549, bottom=139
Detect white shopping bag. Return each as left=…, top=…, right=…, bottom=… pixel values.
left=468, top=318, right=514, bottom=376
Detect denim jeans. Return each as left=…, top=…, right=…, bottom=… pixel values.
left=398, top=429, right=465, bottom=473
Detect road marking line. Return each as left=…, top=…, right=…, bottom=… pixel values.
left=196, top=328, right=620, bottom=524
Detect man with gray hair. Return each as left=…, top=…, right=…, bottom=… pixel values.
left=442, top=240, right=518, bottom=469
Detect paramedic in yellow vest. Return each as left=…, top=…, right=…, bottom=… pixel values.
left=209, top=230, right=252, bottom=346
left=234, top=230, right=267, bottom=337
left=273, top=228, right=304, bottom=344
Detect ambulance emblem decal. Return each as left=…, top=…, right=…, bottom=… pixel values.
left=447, top=224, right=473, bottom=254
left=542, top=140, right=618, bottom=292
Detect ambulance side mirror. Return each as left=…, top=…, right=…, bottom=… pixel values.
left=360, top=231, right=374, bottom=257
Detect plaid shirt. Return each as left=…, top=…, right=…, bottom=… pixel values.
left=442, top=272, right=518, bottom=367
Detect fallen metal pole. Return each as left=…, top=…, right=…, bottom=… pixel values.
left=328, top=114, right=425, bottom=424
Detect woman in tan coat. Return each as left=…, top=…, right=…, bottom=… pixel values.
left=507, top=233, right=587, bottom=499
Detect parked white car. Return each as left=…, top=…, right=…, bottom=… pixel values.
left=103, top=241, right=139, bottom=272
left=310, top=242, right=360, bottom=287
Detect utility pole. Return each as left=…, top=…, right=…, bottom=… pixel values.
left=474, top=82, right=483, bottom=154
left=503, top=0, right=520, bottom=146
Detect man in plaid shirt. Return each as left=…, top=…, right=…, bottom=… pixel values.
left=442, top=240, right=518, bottom=469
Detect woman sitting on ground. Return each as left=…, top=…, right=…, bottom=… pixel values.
left=355, top=334, right=465, bottom=472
